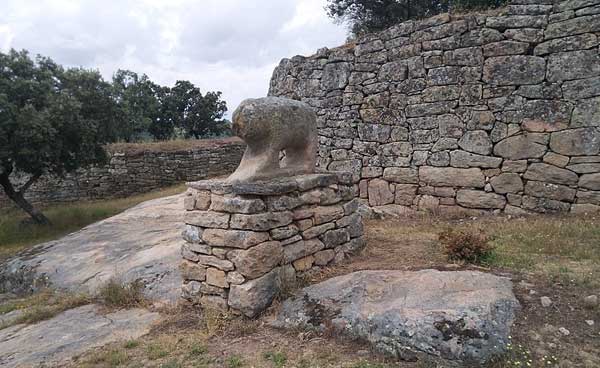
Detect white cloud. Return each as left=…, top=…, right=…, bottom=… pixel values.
left=0, top=0, right=347, bottom=116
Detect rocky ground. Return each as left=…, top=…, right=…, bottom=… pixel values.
left=0, top=197, right=599, bottom=367
left=0, top=194, right=185, bottom=304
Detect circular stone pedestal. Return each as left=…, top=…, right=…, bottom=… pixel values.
left=181, top=172, right=365, bottom=317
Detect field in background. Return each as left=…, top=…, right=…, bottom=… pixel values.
left=106, top=137, right=242, bottom=155
left=0, top=184, right=186, bottom=260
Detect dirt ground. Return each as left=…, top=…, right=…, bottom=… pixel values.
left=55, top=216, right=600, bottom=367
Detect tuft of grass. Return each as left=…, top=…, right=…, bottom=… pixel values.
left=263, top=351, right=287, bottom=367
left=226, top=355, right=244, bottom=368
left=146, top=343, right=170, bottom=360
left=189, top=343, right=207, bottom=357
left=96, top=279, right=147, bottom=309
left=0, top=184, right=186, bottom=260
left=124, top=340, right=140, bottom=349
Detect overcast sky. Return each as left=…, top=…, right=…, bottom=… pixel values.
left=0, top=0, right=347, bottom=116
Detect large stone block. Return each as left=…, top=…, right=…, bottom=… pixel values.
left=490, top=173, right=523, bottom=194
left=572, top=97, right=600, bottom=128
left=202, top=229, right=270, bottom=249
left=579, top=173, right=600, bottom=190
left=456, top=190, right=506, bottom=209
left=523, top=163, right=579, bottom=186
left=458, top=130, right=493, bottom=155
left=549, top=128, right=600, bottom=156
left=524, top=181, right=577, bottom=202
left=228, top=241, right=283, bottom=279
left=450, top=150, right=502, bottom=169
left=209, top=195, right=265, bottom=214
left=483, top=56, right=545, bottom=85
left=544, top=14, right=600, bottom=39
left=229, top=268, right=282, bottom=318
left=493, top=135, right=547, bottom=160
left=368, top=179, right=395, bottom=206
left=382, top=168, right=419, bottom=184
left=419, top=167, right=485, bottom=188
left=547, top=50, right=600, bottom=82
left=184, top=211, right=230, bottom=229
left=283, top=239, right=325, bottom=263
left=230, top=211, right=293, bottom=231
left=274, top=270, right=519, bottom=363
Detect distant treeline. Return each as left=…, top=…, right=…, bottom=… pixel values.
left=2, top=49, right=229, bottom=143
left=0, top=48, right=229, bottom=223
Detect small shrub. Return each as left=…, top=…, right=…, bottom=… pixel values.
left=439, top=228, right=493, bottom=264
left=97, top=279, right=146, bottom=309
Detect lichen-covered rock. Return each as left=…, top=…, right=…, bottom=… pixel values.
left=227, top=241, right=283, bottom=279
left=419, top=167, right=485, bottom=188
left=493, top=135, right=547, bottom=160
left=456, top=190, right=507, bottom=209
left=490, top=173, right=523, bottom=194
left=229, top=268, right=282, bottom=318
left=549, top=128, right=600, bottom=156
left=524, top=163, right=579, bottom=186
left=483, top=56, right=546, bottom=85
left=273, top=270, right=519, bottom=363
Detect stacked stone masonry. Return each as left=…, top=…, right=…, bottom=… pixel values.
left=269, top=0, right=600, bottom=215
left=181, top=173, right=365, bottom=317
left=0, top=139, right=245, bottom=209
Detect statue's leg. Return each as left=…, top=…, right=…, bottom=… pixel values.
left=283, top=136, right=317, bottom=175
left=227, top=145, right=280, bottom=182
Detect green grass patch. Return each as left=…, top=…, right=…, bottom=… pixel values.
left=263, top=351, right=287, bottom=367
left=0, top=184, right=185, bottom=260
left=226, top=355, right=244, bottom=368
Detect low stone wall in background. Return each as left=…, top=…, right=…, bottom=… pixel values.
left=180, top=173, right=365, bottom=317
left=269, top=0, right=600, bottom=215
left=0, top=138, right=245, bottom=209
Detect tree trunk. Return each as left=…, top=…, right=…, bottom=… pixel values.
left=0, top=171, right=51, bottom=225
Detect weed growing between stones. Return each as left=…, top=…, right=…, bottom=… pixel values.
left=438, top=228, right=494, bottom=264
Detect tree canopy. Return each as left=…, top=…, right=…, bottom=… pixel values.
left=0, top=49, right=229, bottom=223
left=326, top=0, right=506, bottom=36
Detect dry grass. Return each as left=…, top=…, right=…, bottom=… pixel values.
left=106, top=137, right=242, bottom=155
left=0, top=184, right=186, bottom=260
left=0, top=289, right=90, bottom=329
left=96, top=280, right=148, bottom=310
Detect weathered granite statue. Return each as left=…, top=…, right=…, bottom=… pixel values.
left=227, top=97, right=317, bottom=183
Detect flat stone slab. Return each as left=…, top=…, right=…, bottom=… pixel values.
left=0, top=304, right=160, bottom=368
left=273, top=269, right=519, bottom=363
left=0, top=194, right=185, bottom=304
left=188, top=172, right=354, bottom=196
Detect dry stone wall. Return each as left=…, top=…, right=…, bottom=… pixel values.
left=0, top=139, right=245, bottom=209
left=269, top=0, right=600, bottom=215
left=181, top=173, right=365, bottom=317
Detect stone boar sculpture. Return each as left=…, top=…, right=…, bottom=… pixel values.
left=227, top=96, right=317, bottom=183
